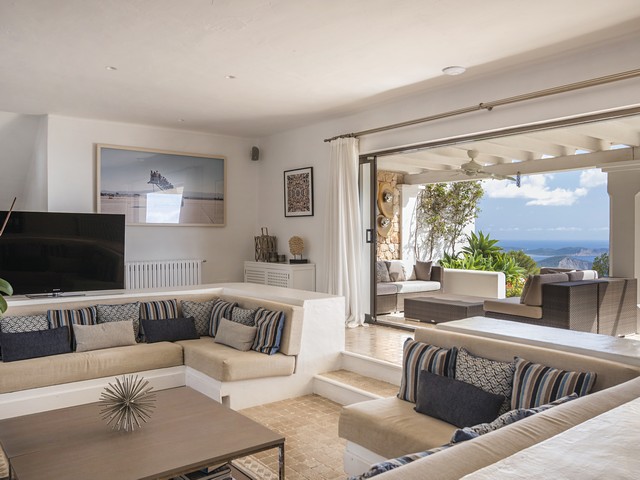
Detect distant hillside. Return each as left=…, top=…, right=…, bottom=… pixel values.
left=518, top=247, right=608, bottom=256
left=537, top=256, right=592, bottom=269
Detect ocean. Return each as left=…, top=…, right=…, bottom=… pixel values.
left=496, top=239, right=608, bottom=266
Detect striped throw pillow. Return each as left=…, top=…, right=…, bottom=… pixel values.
left=251, top=308, right=285, bottom=355
left=47, top=307, right=97, bottom=349
left=140, top=299, right=178, bottom=320
left=208, top=300, right=238, bottom=337
left=511, top=357, right=596, bottom=409
left=398, top=339, right=457, bottom=403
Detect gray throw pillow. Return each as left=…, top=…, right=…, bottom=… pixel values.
left=181, top=299, right=216, bottom=336
left=414, top=260, right=433, bottom=280
left=73, top=321, right=137, bottom=352
left=385, top=261, right=406, bottom=282
left=231, top=306, right=257, bottom=326
left=454, top=348, right=515, bottom=415
left=376, top=261, right=391, bottom=283
left=214, top=317, right=257, bottom=351
left=414, top=370, right=504, bottom=428
left=96, top=302, right=141, bottom=341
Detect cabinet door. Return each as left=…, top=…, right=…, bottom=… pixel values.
left=245, top=266, right=267, bottom=284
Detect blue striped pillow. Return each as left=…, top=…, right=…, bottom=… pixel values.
left=251, top=308, right=285, bottom=355
left=140, top=299, right=178, bottom=320
left=511, top=357, right=596, bottom=409
left=208, top=300, right=238, bottom=337
left=398, top=338, right=457, bottom=403
left=47, top=306, right=97, bottom=349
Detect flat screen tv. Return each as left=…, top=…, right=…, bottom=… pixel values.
left=0, top=211, right=125, bottom=296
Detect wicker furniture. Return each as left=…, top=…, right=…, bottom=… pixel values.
left=404, top=294, right=485, bottom=324
left=484, top=278, right=637, bottom=336
left=376, top=264, right=444, bottom=315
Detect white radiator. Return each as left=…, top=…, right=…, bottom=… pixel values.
left=125, top=259, right=203, bottom=289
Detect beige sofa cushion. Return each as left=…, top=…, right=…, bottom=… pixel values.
left=0, top=342, right=184, bottom=394
left=390, top=281, right=441, bottom=294
left=338, top=396, right=457, bottom=459
left=73, top=320, right=137, bottom=352
left=179, top=337, right=295, bottom=382
left=521, top=273, right=569, bottom=306
left=484, top=297, right=542, bottom=319
left=374, top=376, right=640, bottom=480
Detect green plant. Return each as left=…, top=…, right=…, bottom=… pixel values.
left=506, top=250, right=539, bottom=276
left=461, top=231, right=502, bottom=258
left=0, top=277, right=13, bottom=314
left=592, top=252, right=609, bottom=277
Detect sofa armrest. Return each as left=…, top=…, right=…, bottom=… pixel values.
left=430, top=266, right=443, bottom=288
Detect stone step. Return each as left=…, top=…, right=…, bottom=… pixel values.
left=340, top=351, right=402, bottom=386
left=313, top=369, right=398, bottom=406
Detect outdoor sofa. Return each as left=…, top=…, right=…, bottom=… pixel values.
left=376, top=260, right=443, bottom=314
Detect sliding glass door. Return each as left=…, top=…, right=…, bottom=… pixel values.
left=359, top=155, right=377, bottom=323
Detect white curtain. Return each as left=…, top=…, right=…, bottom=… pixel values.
left=324, top=137, right=364, bottom=327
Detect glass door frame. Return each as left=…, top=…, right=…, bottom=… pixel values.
left=359, top=154, right=378, bottom=323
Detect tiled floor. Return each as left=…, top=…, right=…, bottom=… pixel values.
left=235, top=323, right=412, bottom=480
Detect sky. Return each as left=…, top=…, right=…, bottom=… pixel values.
left=475, top=168, right=609, bottom=243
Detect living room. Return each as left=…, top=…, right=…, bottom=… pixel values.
left=2, top=2, right=640, bottom=479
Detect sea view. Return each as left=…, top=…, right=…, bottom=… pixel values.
left=497, top=239, right=609, bottom=269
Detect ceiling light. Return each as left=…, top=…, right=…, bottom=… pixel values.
left=225, top=75, right=236, bottom=79
left=105, top=66, right=118, bottom=71
left=442, top=66, right=466, bottom=76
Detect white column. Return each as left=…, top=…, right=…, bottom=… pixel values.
left=400, top=184, right=421, bottom=264
left=602, top=157, right=640, bottom=302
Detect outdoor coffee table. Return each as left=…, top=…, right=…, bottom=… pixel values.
left=0, top=386, right=284, bottom=480
left=404, top=294, right=486, bottom=324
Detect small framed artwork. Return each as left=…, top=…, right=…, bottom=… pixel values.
left=97, top=144, right=225, bottom=226
left=284, top=167, right=314, bottom=217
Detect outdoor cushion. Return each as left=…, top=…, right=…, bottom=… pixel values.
left=390, top=281, right=441, bottom=294
left=376, top=261, right=391, bottom=283
left=377, top=283, right=398, bottom=295
left=483, top=298, right=542, bottom=319
left=568, top=270, right=598, bottom=280
left=521, top=273, right=570, bottom=306
left=386, top=260, right=407, bottom=282
left=414, top=261, right=433, bottom=281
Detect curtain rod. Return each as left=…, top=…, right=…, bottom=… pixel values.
left=323, top=68, right=640, bottom=143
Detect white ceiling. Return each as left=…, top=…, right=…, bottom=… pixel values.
left=2, top=0, right=640, bottom=137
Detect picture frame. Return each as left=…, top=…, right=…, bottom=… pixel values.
left=96, top=144, right=226, bottom=226
left=284, top=167, right=314, bottom=217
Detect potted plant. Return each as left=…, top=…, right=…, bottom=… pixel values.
left=0, top=278, right=12, bottom=314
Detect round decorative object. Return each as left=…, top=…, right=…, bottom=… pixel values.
left=289, top=236, right=304, bottom=256
left=377, top=184, right=394, bottom=218
left=99, top=375, right=156, bottom=432
left=376, top=214, right=392, bottom=237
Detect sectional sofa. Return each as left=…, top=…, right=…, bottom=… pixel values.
left=0, top=282, right=344, bottom=479
left=339, top=326, right=640, bottom=479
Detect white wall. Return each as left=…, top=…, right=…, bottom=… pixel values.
left=259, top=31, right=640, bottom=293
left=0, top=112, right=48, bottom=211
left=45, top=115, right=260, bottom=283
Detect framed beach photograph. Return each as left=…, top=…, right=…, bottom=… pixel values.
left=284, top=167, right=314, bottom=217
left=97, top=144, right=226, bottom=226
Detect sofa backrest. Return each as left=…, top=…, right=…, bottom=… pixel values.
left=414, top=328, right=640, bottom=392
left=4, top=288, right=303, bottom=357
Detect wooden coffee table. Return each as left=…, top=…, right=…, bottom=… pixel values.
left=0, top=387, right=284, bottom=480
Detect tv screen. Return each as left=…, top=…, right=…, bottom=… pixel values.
left=0, top=211, right=125, bottom=296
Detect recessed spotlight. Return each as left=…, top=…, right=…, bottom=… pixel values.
left=442, top=66, right=466, bottom=76
left=225, top=75, right=236, bottom=79
left=105, top=66, right=118, bottom=71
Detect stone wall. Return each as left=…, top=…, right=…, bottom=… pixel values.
left=377, top=171, right=403, bottom=260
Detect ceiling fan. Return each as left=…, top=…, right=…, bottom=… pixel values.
left=459, top=150, right=517, bottom=182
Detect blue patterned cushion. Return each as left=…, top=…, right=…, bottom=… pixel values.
left=47, top=307, right=97, bottom=349
left=181, top=300, right=216, bottom=336
left=251, top=308, right=285, bottom=355
left=348, top=444, right=452, bottom=479
left=231, top=306, right=257, bottom=326
left=0, top=327, right=71, bottom=362
left=511, top=357, right=596, bottom=409
left=208, top=300, right=238, bottom=337
left=451, top=393, right=580, bottom=443
left=140, top=299, right=178, bottom=320
left=0, top=314, right=49, bottom=360
left=455, top=347, right=515, bottom=415
left=398, top=338, right=457, bottom=403
left=96, top=302, right=141, bottom=341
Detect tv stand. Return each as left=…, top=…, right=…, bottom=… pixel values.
left=25, top=292, right=87, bottom=299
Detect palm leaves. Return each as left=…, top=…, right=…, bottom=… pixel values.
left=0, top=277, right=13, bottom=314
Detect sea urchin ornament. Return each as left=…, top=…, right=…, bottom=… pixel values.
left=99, top=375, right=156, bottom=432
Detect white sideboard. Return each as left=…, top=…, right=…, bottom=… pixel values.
left=244, top=261, right=316, bottom=291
